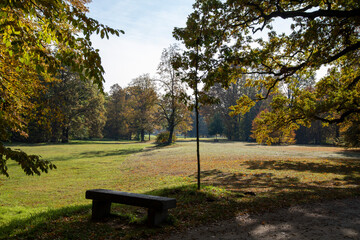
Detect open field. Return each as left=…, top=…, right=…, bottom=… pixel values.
left=1, top=140, right=359, bottom=239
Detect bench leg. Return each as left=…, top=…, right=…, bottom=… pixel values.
left=91, top=200, right=111, bottom=221
left=147, top=208, right=168, bottom=226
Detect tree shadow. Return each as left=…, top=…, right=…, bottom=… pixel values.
left=4, top=140, right=142, bottom=147
left=244, top=158, right=360, bottom=175
left=78, top=148, right=144, bottom=158
left=2, top=179, right=360, bottom=240
left=177, top=139, right=235, bottom=144
left=5, top=148, right=147, bottom=166
left=47, top=148, right=147, bottom=162
left=166, top=196, right=360, bottom=239
left=0, top=184, right=243, bottom=240
left=1, top=202, right=159, bottom=240
left=337, top=150, right=360, bottom=158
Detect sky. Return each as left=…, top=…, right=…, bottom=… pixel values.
left=87, top=0, right=195, bottom=92
left=87, top=1, right=326, bottom=93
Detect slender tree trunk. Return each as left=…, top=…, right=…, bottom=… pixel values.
left=195, top=83, right=200, bottom=190
left=149, top=132, right=151, bottom=141
left=194, top=37, right=201, bottom=190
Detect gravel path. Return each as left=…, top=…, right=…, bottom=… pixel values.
left=165, top=197, right=360, bottom=240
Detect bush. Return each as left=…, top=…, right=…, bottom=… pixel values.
left=156, top=131, right=176, bottom=144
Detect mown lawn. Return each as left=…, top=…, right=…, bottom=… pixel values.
left=1, top=140, right=360, bottom=239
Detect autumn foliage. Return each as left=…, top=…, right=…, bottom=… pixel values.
left=0, top=0, right=122, bottom=176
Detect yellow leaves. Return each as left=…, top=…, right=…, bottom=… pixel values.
left=229, top=95, right=255, bottom=116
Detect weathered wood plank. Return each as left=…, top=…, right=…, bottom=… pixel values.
left=86, top=189, right=176, bottom=226
left=86, top=189, right=176, bottom=210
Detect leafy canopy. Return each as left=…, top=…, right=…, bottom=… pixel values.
left=0, top=0, right=123, bottom=176
left=174, top=0, right=360, bottom=145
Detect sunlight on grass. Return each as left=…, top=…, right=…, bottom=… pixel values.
left=0, top=141, right=155, bottom=224
left=1, top=140, right=359, bottom=239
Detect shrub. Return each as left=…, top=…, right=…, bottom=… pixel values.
left=156, top=131, right=176, bottom=144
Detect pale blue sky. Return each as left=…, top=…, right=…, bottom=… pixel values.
left=87, top=1, right=325, bottom=92
left=88, top=0, right=195, bottom=92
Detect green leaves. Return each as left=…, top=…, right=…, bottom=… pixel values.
left=0, top=0, right=123, bottom=176
left=175, top=0, right=360, bottom=146
left=0, top=143, right=56, bottom=177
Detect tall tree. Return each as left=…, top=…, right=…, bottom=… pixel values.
left=157, top=44, right=191, bottom=144
left=12, top=69, right=106, bottom=143
left=103, top=84, right=131, bottom=140
left=0, top=0, right=122, bottom=176
left=52, top=68, right=106, bottom=143
left=128, top=74, right=158, bottom=142
left=173, top=11, right=209, bottom=190
left=174, top=0, right=360, bottom=147
left=174, top=8, right=221, bottom=189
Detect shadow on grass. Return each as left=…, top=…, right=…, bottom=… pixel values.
left=176, top=139, right=233, bottom=144
left=5, top=148, right=147, bottom=167
left=4, top=140, right=141, bottom=147
left=78, top=149, right=144, bottom=158
left=1, top=185, right=242, bottom=240
left=2, top=181, right=360, bottom=240
left=46, top=148, right=147, bottom=162
left=337, top=150, right=360, bottom=159
left=0, top=205, right=91, bottom=240
left=6, top=144, right=158, bottom=168
left=1, top=203, right=154, bottom=240
left=244, top=158, right=360, bottom=175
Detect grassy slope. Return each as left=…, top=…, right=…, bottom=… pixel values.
left=1, top=140, right=360, bottom=239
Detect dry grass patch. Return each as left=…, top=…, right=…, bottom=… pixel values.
left=127, top=141, right=360, bottom=206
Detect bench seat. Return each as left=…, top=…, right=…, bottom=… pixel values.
left=86, top=189, right=176, bottom=226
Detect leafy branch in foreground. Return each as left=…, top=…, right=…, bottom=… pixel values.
left=0, top=143, right=56, bottom=177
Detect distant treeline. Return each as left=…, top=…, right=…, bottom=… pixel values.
left=10, top=68, right=351, bottom=147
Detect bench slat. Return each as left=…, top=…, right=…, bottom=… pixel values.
left=85, top=189, right=176, bottom=210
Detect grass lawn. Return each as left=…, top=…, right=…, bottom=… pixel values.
left=1, top=140, right=360, bottom=239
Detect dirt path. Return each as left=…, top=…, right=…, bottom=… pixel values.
left=164, top=197, right=360, bottom=240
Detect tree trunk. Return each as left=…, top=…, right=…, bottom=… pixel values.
left=194, top=37, right=201, bottom=190
left=141, top=129, right=145, bottom=142
left=167, top=121, right=175, bottom=144
left=50, top=121, right=59, bottom=143
left=195, top=90, right=200, bottom=190
left=61, top=126, right=69, bottom=143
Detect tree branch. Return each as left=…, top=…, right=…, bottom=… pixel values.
left=314, top=109, right=360, bottom=124
left=266, top=7, right=360, bottom=20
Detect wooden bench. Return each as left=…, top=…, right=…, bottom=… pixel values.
left=85, top=189, right=176, bottom=226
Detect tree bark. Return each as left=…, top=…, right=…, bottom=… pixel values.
left=167, top=119, right=175, bottom=144
left=61, top=126, right=69, bottom=143
left=141, top=129, right=145, bottom=142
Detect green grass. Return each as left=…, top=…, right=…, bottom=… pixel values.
left=1, top=140, right=360, bottom=239
left=0, top=141, right=155, bottom=222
